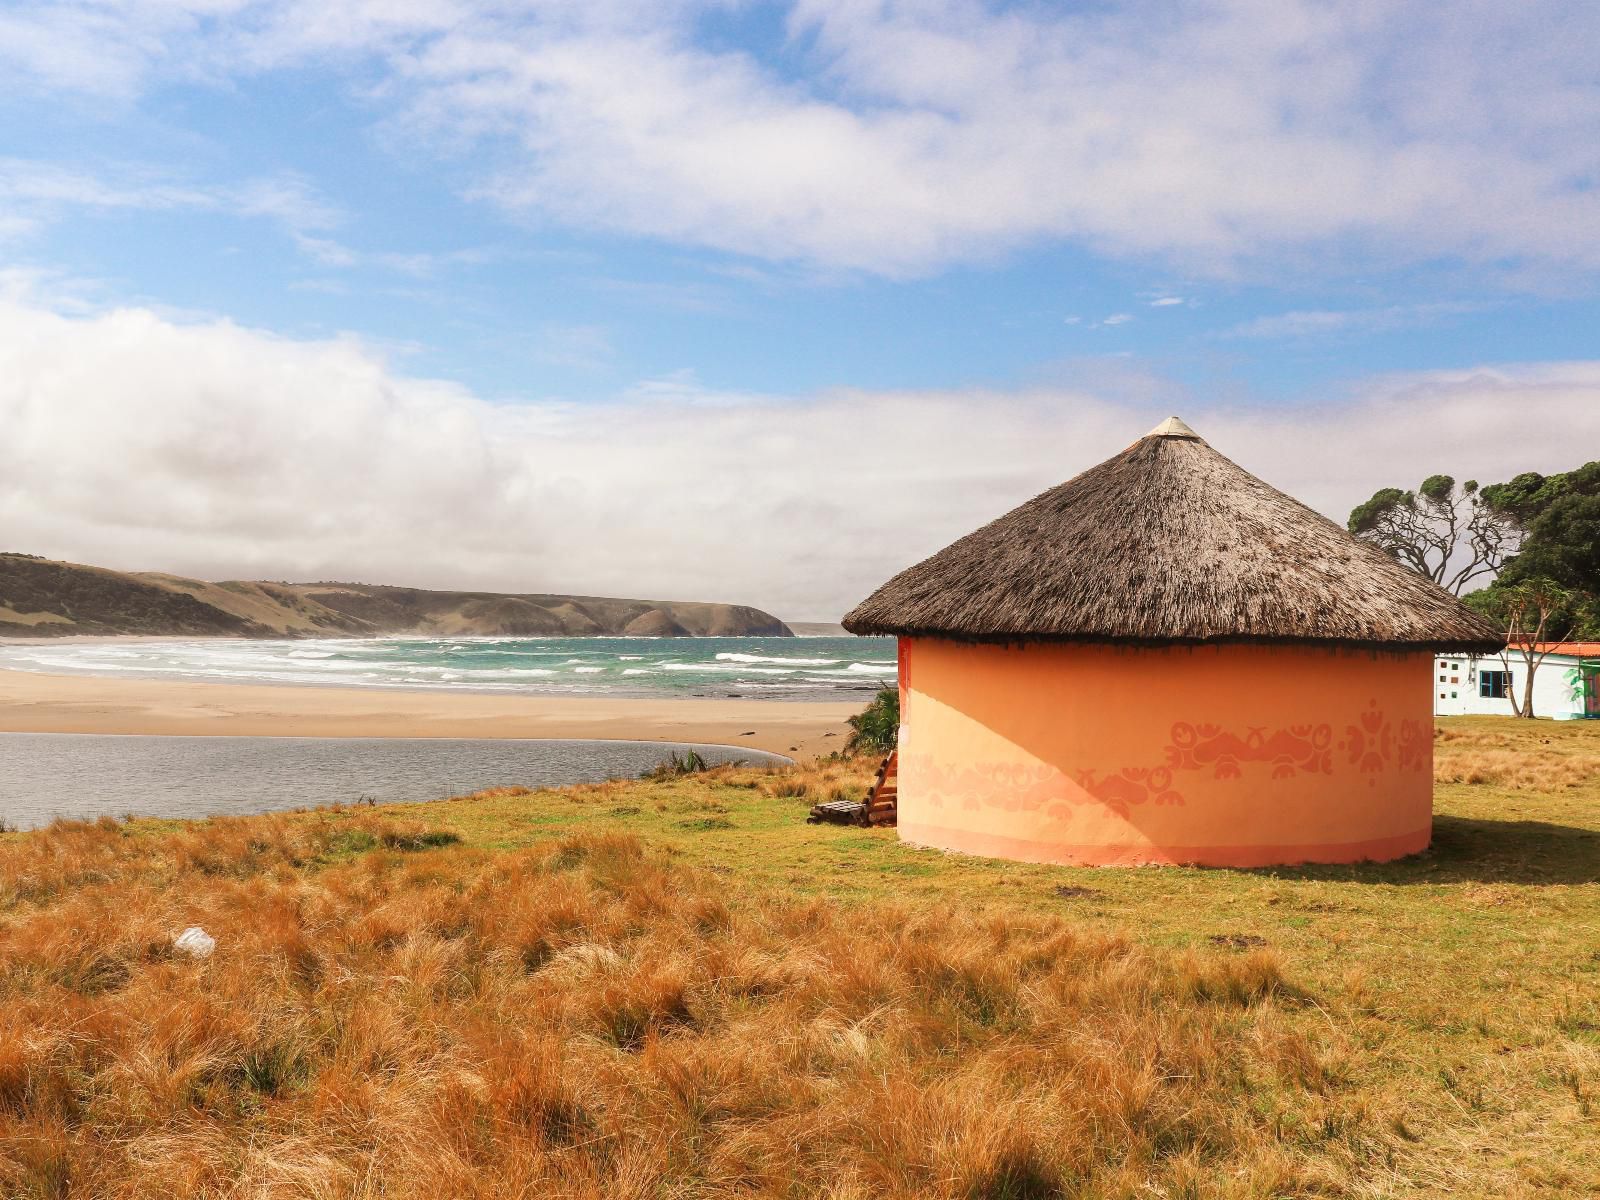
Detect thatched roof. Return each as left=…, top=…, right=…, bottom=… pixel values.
left=844, top=418, right=1505, bottom=652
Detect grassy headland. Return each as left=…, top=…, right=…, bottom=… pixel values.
left=1, top=717, right=1595, bottom=1196
left=0, top=552, right=792, bottom=638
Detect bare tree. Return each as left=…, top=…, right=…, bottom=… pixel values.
left=1465, top=579, right=1575, bottom=718
left=1347, top=475, right=1522, bottom=594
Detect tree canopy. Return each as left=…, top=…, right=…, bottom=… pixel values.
left=1486, top=462, right=1600, bottom=638
left=1346, top=474, right=1519, bottom=594
left=1350, top=460, right=1599, bottom=637
left=1492, top=462, right=1600, bottom=588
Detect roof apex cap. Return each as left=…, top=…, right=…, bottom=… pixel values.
left=1145, top=415, right=1202, bottom=440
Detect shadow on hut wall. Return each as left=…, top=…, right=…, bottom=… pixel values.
left=1239, top=814, right=1600, bottom=886
left=903, top=638, right=1432, bottom=867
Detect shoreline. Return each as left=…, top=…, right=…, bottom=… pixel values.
left=0, top=667, right=859, bottom=759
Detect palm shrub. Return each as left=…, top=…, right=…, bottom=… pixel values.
left=846, top=687, right=899, bottom=756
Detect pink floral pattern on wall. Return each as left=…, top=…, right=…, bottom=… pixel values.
left=1397, top=718, right=1431, bottom=772
left=1339, top=701, right=1393, bottom=777
left=1076, top=766, right=1185, bottom=817
left=1164, top=722, right=1333, bottom=779
left=905, top=705, right=1428, bottom=820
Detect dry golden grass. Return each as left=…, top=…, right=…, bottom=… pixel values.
left=1435, top=719, right=1600, bottom=789
left=756, top=758, right=870, bottom=804
left=1433, top=748, right=1600, bottom=790
left=6, top=811, right=1373, bottom=1199
left=2, top=717, right=1597, bottom=1197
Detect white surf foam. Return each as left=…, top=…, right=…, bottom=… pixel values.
left=715, top=652, right=840, bottom=666
left=660, top=662, right=795, bottom=675
left=0, top=635, right=896, bottom=697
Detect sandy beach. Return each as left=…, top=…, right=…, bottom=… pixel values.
left=0, top=667, right=859, bottom=759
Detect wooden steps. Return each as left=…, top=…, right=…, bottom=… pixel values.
left=864, top=751, right=898, bottom=827
left=805, top=749, right=899, bottom=828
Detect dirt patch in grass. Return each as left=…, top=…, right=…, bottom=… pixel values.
left=1052, top=884, right=1103, bottom=900
left=1209, top=933, right=1270, bottom=950
left=675, top=815, right=736, bottom=832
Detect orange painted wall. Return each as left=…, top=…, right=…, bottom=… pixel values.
left=897, top=638, right=1433, bottom=867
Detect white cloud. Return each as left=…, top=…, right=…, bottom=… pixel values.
left=293, top=235, right=359, bottom=268
left=2, top=290, right=1598, bottom=620
left=0, top=157, right=337, bottom=238
left=1226, top=301, right=1484, bottom=339
left=292, top=233, right=489, bottom=276
left=1099, top=313, right=1134, bottom=327
left=0, top=214, right=43, bottom=243
left=1149, top=297, right=1185, bottom=308
left=3, top=2, right=1600, bottom=278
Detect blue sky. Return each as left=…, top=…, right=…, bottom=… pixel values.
left=2, top=1, right=1599, bottom=618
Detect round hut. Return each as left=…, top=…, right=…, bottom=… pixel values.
left=842, top=417, right=1505, bottom=867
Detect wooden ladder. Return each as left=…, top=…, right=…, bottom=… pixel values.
left=864, top=750, right=898, bottom=827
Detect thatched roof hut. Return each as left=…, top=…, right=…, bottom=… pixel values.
left=844, top=417, right=1502, bottom=869
left=845, top=417, right=1503, bottom=653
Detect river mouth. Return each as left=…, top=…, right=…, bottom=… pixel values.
left=0, top=733, right=787, bottom=830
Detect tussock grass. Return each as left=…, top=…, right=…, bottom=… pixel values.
left=2, top=816, right=1350, bottom=1198
left=757, top=758, right=869, bottom=804
left=1435, top=718, right=1600, bottom=789
left=1434, top=748, right=1600, bottom=790
left=1, top=716, right=1597, bottom=1196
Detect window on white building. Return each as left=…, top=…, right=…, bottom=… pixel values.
left=1480, top=670, right=1511, bottom=699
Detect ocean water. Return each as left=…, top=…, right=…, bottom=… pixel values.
left=0, top=733, right=787, bottom=830
left=0, top=635, right=898, bottom=700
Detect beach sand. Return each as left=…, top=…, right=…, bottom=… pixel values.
left=0, top=668, right=859, bottom=759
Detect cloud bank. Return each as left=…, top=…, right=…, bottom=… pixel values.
left=3, top=289, right=1596, bottom=620
left=3, top=1, right=1600, bottom=277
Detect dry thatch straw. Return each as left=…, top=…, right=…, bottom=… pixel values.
left=845, top=417, right=1506, bottom=652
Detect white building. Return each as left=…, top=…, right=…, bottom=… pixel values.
left=1433, top=642, right=1600, bottom=720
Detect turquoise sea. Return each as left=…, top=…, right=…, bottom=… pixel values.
left=0, top=635, right=898, bottom=700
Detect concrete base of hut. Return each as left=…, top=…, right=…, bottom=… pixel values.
left=895, top=638, right=1433, bottom=868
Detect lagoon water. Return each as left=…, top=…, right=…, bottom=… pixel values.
left=0, top=733, right=786, bottom=831
left=0, top=635, right=897, bottom=700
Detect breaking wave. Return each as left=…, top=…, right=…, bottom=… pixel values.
left=0, top=635, right=896, bottom=701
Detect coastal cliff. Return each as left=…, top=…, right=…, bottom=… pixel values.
left=0, top=554, right=793, bottom=638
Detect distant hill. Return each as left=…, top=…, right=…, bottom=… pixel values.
left=0, top=554, right=793, bottom=639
